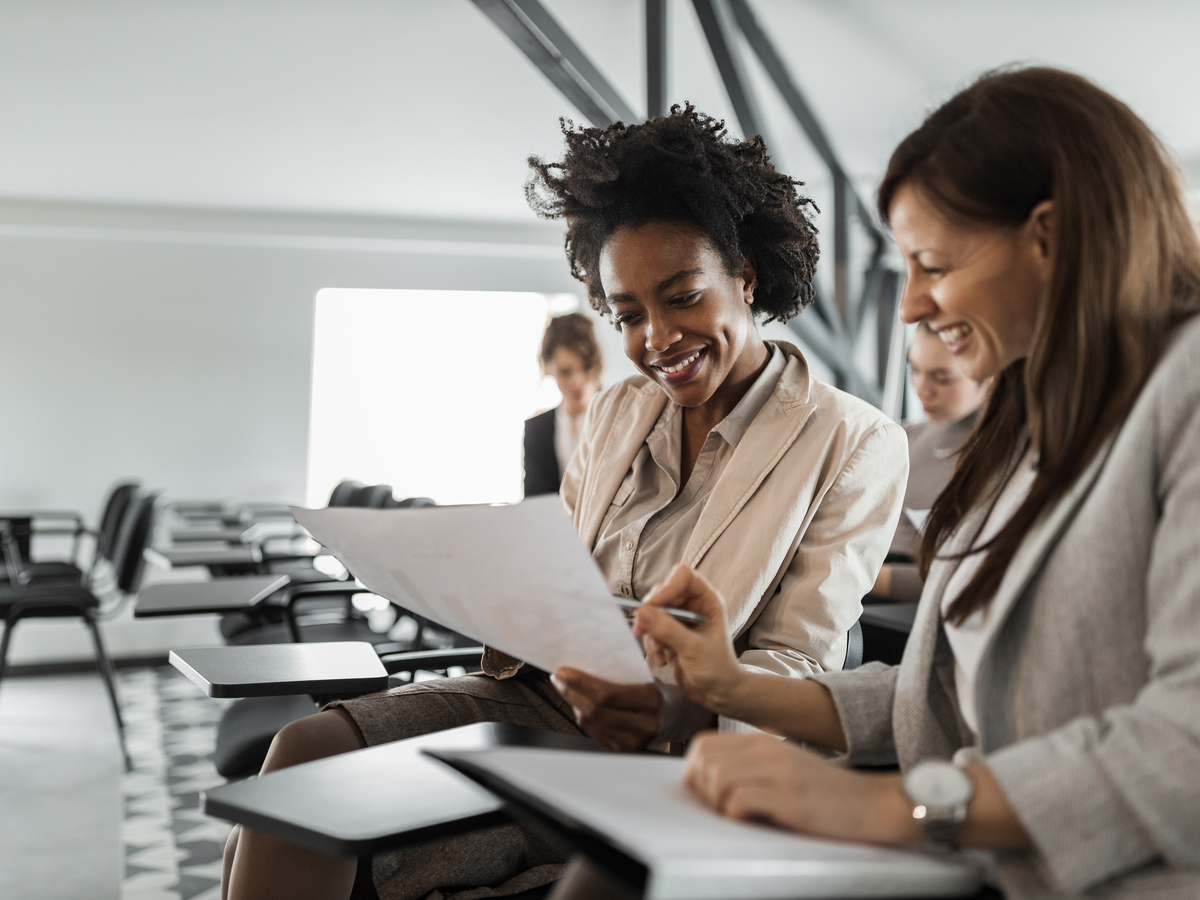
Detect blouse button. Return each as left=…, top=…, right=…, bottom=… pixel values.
left=620, top=585, right=630, bottom=596
left=625, top=540, right=634, bottom=551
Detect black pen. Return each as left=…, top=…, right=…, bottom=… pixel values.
left=612, top=595, right=707, bottom=625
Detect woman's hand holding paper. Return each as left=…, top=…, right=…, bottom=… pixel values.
left=551, top=668, right=663, bottom=751
left=633, top=564, right=744, bottom=715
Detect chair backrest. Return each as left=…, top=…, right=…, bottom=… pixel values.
left=96, top=481, right=140, bottom=561
left=327, top=480, right=365, bottom=507
left=844, top=618, right=864, bottom=670
left=110, top=491, right=162, bottom=594
left=350, top=484, right=395, bottom=508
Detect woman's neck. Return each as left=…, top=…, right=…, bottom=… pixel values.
left=686, top=336, right=771, bottom=436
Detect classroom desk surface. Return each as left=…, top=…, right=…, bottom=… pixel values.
left=134, top=574, right=290, bottom=618
left=145, top=545, right=263, bottom=569
left=202, top=722, right=601, bottom=856
left=170, top=525, right=254, bottom=544
left=170, top=641, right=388, bottom=698
left=860, top=601, right=919, bottom=634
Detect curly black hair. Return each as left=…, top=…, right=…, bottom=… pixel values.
left=526, top=104, right=819, bottom=324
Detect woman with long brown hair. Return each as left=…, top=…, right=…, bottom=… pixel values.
left=633, top=67, right=1200, bottom=898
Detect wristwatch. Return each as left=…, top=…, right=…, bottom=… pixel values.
left=902, top=760, right=974, bottom=851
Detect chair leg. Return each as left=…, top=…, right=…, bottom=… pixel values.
left=84, top=609, right=132, bottom=772
left=0, top=616, right=14, bottom=689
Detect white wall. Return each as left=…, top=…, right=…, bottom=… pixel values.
left=0, top=200, right=588, bottom=515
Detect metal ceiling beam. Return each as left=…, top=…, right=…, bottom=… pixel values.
left=787, top=315, right=881, bottom=407
left=646, top=0, right=668, bottom=119
left=690, top=0, right=770, bottom=145
left=471, top=0, right=638, bottom=127
left=727, top=0, right=880, bottom=236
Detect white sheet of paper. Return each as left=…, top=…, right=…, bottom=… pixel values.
left=903, top=507, right=931, bottom=534
left=291, top=497, right=652, bottom=684
left=434, top=747, right=981, bottom=900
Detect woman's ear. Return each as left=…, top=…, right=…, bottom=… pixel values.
left=741, top=258, right=758, bottom=306
left=1027, top=200, right=1055, bottom=268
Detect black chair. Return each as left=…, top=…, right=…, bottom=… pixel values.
left=219, top=485, right=431, bottom=643
left=0, top=480, right=140, bottom=588
left=0, top=490, right=161, bottom=771
left=326, top=479, right=366, bottom=508
left=845, top=618, right=863, bottom=670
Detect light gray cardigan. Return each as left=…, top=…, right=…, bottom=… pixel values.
left=815, top=315, right=1200, bottom=898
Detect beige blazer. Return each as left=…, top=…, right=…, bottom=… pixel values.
left=562, top=341, right=908, bottom=677
left=816, top=316, right=1200, bottom=898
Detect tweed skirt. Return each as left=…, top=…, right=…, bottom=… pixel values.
left=326, top=669, right=584, bottom=900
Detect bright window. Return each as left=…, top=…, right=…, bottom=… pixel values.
left=306, top=288, right=576, bottom=507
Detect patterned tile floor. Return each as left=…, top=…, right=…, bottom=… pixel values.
left=118, top=667, right=233, bottom=900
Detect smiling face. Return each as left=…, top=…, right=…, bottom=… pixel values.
left=599, top=221, right=766, bottom=416
left=907, top=326, right=989, bottom=422
left=890, top=183, right=1052, bottom=381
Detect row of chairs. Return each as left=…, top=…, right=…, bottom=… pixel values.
left=147, top=480, right=469, bottom=778
left=0, top=478, right=442, bottom=773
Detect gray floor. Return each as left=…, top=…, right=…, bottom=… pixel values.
left=0, top=671, right=123, bottom=900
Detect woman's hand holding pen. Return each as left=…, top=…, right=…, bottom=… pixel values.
left=633, top=563, right=745, bottom=716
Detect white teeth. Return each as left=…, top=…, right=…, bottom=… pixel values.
left=659, top=350, right=701, bottom=374
left=938, top=324, right=972, bottom=345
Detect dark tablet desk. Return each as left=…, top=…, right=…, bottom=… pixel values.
left=134, top=574, right=291, bottom=618
left=861, top=602, right=918, bottom=632
left=202, top=722, right=601, bottom=856
left=860, top=602, right=918, bottom=666
left=170, top=525, right=255, bottom=544
left=170, top=641, right=389, bottom=698
left=144, top=544, right=263, bottom=569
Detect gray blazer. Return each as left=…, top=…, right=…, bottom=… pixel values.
left=816, top=315, right=1200, bottom=899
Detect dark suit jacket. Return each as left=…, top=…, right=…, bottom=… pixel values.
left=522, top=407, right=560, bottom=496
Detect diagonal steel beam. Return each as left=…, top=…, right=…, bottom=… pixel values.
left=646, top=0, right=668, bottom=118
left=470, top=0, right=638, bottom=126
left=786, top=315, right=881, bottom=406
left=727, top=0, right=880, bottom=237
left=690, top=0, right=770, bottom=144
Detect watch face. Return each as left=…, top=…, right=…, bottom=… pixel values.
left=904, top=761, right=973, bottom=808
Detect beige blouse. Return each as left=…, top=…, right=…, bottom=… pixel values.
left=592, top=345, right=786, bottom=601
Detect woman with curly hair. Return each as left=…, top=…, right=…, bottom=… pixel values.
left=222, top=105, right=908, bottom=900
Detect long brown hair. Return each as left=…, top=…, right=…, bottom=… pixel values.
left=878, top=67, right=1200, bottom=625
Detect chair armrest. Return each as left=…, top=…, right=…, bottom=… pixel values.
left=1, top=524, right=28, bottom=584
left=379, top=647, right=485, bottom=675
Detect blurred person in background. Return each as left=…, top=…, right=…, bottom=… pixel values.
left=523, top=312, right=602, bottom=496
left=870, top=322, right=990, bottom=601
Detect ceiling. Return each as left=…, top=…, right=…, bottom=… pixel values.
left=0, top=0, right=1197, bottom=223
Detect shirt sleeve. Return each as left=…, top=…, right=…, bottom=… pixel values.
left=738, top=421, right=910, bottom=678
